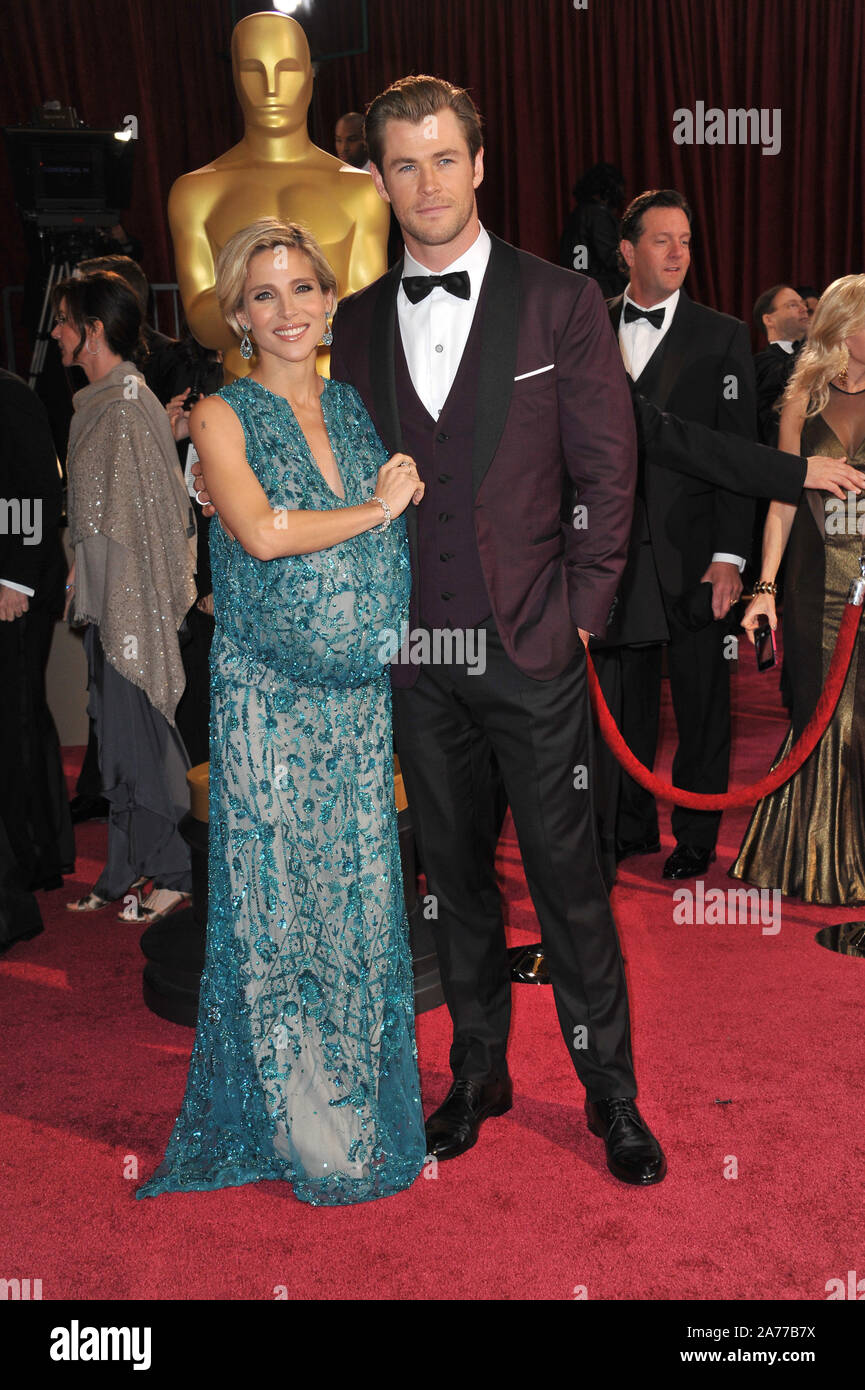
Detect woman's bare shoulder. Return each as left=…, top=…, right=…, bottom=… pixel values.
left=189, top=393, right=245, bottom=441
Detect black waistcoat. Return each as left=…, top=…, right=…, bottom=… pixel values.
left=394, top=308, right=491, bottom=629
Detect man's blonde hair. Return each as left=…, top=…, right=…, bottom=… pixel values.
left=365, top=74, right=483, bottom=171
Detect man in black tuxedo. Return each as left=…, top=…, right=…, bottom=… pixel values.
left=0, top=370, right=73, bottom=940
left=752, top=285, right=809, bottom=445
left=330, top=76, right=666, bottom=1186
left=607, top=189, right=757, bottom=880
left=591, top=384, right=858, bottom=884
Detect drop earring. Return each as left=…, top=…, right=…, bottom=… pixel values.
left=239, top=326, right=254, bottom=361
left=838, top=342, right=849, bottom=382
left=320, top=312, right=333, bottom=347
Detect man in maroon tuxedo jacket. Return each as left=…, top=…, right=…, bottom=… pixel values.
left=330, top=75, right=665, bottom=1185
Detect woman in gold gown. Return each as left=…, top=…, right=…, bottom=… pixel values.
left=732, top=274, right=865, bottom=904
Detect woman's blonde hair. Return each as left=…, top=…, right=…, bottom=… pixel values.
left=782, top=273, right=865, bottom=418
left=214, top=218, right=338, bottom=337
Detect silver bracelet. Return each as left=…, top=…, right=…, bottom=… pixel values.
left=371, top=495, right=391, bottom=531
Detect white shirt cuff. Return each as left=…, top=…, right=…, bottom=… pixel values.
left=1, top=578, right=35, bottom=597
left=711, top=552, right=746, bottom=572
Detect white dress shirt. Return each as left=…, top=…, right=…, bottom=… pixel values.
left=617, top=288, right=679, bottom=382
left=619, top=284, right=744, bottom=573
left=771, top=339, right=796, bottom=353
left=397, top=224, right=491, bottom=419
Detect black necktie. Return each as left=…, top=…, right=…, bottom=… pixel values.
left=624, top=302, right=665, bottom=330
left=401, top=270, right=471, bottom=304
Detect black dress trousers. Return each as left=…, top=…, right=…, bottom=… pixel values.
left=0, top=606, right=74, bottom=890
left=392, top=622, right=636, bottom=1102
left=616, top=602, right=731, bottom=852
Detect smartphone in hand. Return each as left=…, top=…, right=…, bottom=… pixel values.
left=754, top=616, right=777, bottom=671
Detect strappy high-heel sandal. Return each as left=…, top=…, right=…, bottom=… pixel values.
left=67, top=875, right=150, bottom=915
left=118, top=887, right=190, bottom=924
left=66, top=889, right=112, bottom=913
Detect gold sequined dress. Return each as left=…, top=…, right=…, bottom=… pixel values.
left=731, top=384, right=865, bottom=904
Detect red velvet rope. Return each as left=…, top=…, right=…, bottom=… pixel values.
left=586, top=601, right=863, bottom=809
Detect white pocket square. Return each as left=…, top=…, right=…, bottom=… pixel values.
left=514, top=363, right=555, bottom=381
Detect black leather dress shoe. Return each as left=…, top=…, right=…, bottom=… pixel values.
left=70, top=794, right=110, bottom=825
left=29, top=873, right=64, bottom=892
left=616, top=837, right=661, bottom=862
left=662, top=843, right=716, bottom=879
left=425, top=1076, right=513, bottom=1161
left=585, top=1097, right=666, bottom=1185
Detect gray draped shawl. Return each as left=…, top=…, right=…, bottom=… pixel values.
left=67, top=362, right=197, bottom=725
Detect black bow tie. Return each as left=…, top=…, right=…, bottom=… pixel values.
left=401, top=270, right=471, bottom=304
left=624, top=302, right=665, bottom=329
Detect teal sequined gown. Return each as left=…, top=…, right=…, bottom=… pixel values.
left=137, top=377, right=426, bottom=1205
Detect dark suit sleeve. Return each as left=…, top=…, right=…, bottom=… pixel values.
left=631, top=383, right=806, bottom=502
left=711, top=320, right=757, bottom=557
left=0, top=376, right=64, bottom=595
left=329, top=302, right=351, bottom=384
left=754, top=348, right=787, bottom=446
left=557, top=277, right=637, bottom=636
left=343, top=384, right=389, bottom=481
left=142, top=341, right=180, bottom=405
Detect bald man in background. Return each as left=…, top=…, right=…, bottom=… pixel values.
left=334, top=111, right=369, bottom=169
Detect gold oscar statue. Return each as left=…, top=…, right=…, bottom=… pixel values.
left=168, top=10, right=389, bottom=379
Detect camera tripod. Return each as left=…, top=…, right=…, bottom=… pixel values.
left=28, top=255, right=74, bottom=389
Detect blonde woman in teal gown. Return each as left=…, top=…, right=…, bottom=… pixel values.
left=733, top=275, right=865, bottom=904
left=137, top=220, right=427, bottom=1204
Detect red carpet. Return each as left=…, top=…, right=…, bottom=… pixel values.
left=2, top=650, right=864, bottom=1302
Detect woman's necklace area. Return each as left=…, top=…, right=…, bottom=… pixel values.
left=831, top=378, right=865, bottom=395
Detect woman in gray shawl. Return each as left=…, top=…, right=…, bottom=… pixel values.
left=51, top=272, right=197, bottom=922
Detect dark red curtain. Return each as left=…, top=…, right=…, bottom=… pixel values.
left=2, top=0, right=863, bottom=341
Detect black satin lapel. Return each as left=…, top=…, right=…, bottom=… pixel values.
left=370, top=261, right=419, bottom=555
left=608, top=294, right=624, bottom=332
left=472, top=236, right=521, bottom=496
left=633, top=336, right=667, bottom=396
left=651, top=292, right=692, bottom=408
left=370, top=261, right=404, bottom=454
